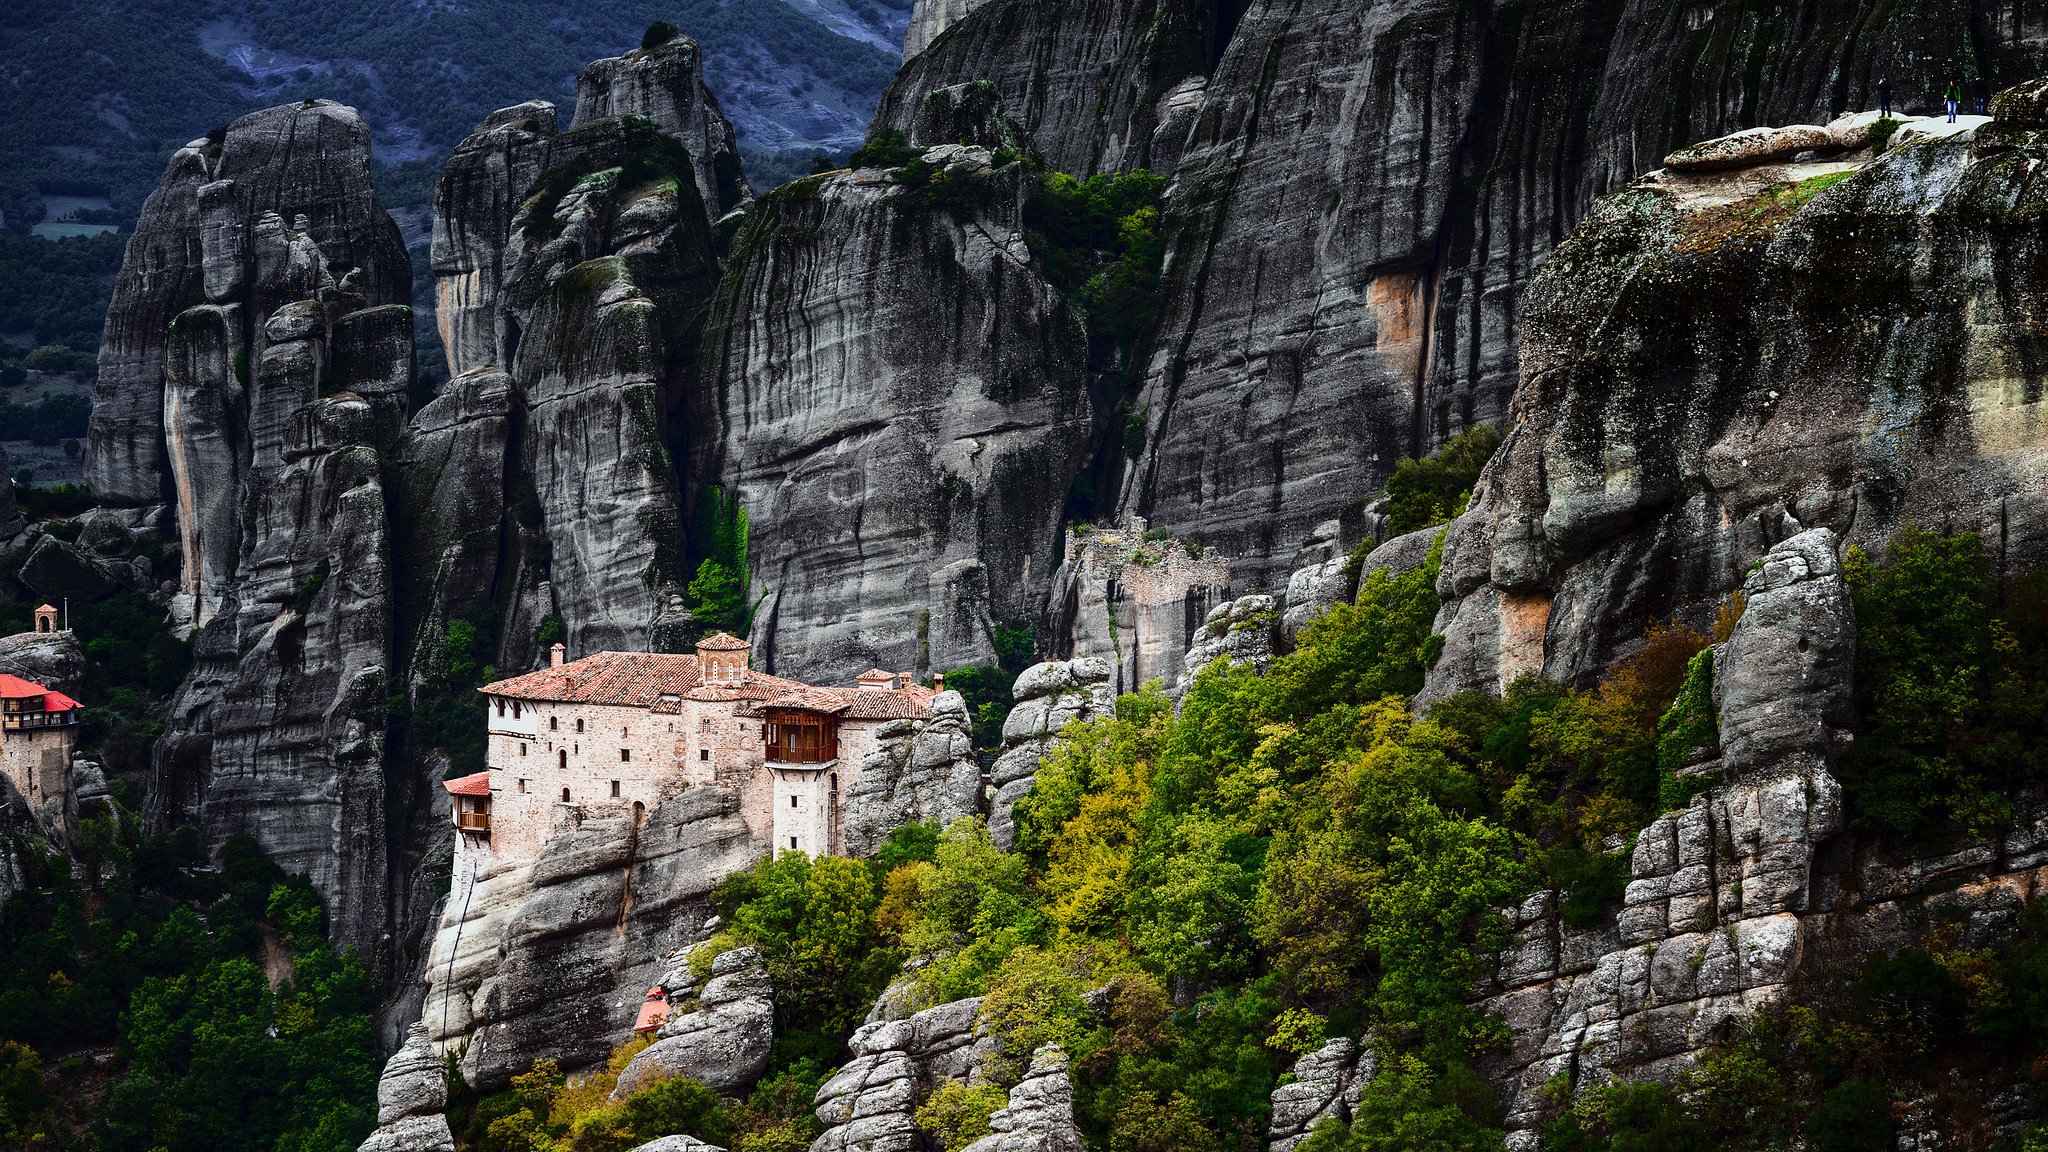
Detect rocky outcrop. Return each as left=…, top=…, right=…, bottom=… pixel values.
left=986, top=658, right=1115, bottom=848
left=1662, top=124, right=1836, bottom=171
left=810, top=995, right=998, bottom=1152
left=903, top=0, right=995, bottom=58
left=420, top=786, right=759, bottom=1089
left=1266, top=1038, right=1375, bottom=1152
left=567, top=38, right=750, bottom=225
left=432, top=104, right=557, bottom=379
left=0, top=628, right=85, bottom=695
left=876, top=0, right=1216, bottom=178
left=89, top=100, right=409, bottom=507
left=1479, top=530, right=1860, bottom=1144
left=1426, top=109, right=2048, bottom=700
left=842, top=691, right=983, bottom=858
left=1116, top=0, right=2024, bottom=597
left=1174, top=593, right=1276, bottom=694
left=614, top=946, right=775, bottom=1097
left=957, top=1044, right=1083, bottom=1152
left=356, top=1024, right=455, bottom=1152
left=1049, top=520, right=1229, bottom=696
left=689, top=145, right=1091, bottom=682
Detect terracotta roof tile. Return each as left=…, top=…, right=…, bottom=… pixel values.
left=697, top=633, right=750, bottom=650
left=444, top=771, right=492, bottom=796
left=482, top=652, right=706, bottom=705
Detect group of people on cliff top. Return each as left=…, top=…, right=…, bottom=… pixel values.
left=1876, top=75, right=1990, bottom=121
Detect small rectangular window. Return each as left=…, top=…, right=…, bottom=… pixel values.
left=519, top=743, right=526, bottom=755
left=576, top=718, right=584, bottom=733
left=620, top=748, right=631, bottom=762
left=790, top=837, right=798, bottom=850
left=611, top=780, right=621, bottom=798
left=518, top=778, right=527, bottom=793
left=550, top=717, right=558, bottom=731
left=700, top=749, right=710, bottom=762
left=790, top=795, right=799, bottom=808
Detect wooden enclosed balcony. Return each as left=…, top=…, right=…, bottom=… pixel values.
left=455, top=811, right=491, bottom=835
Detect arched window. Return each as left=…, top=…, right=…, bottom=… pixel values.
left=561, top=787, right=571, bottom=802
left=559, top=749, right=567, bottom=770
left=576, top=718, right=584, bottom=733
left=550, top=717, right=558, bottom=731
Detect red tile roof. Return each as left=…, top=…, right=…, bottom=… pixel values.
left=742, top=682, right=936, bottom=721
left=0, top=674, right=49, bottom=700
left=697, top=632, right=750, bottom=651
left=444, top=771, right=492, bottom=796
left=483, top=652, right=707, bottom=704
left=42, top=691, right=80, bottom=713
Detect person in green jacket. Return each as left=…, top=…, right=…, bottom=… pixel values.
left=1946, top=79, right=1962, bottom=122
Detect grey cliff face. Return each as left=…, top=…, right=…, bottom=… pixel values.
left=422, top=786, right=760, bottom=1089
left=690, top=147, right=1092, bottom=683
left=90, top=101, right=409, bottom=507
left=569, top=38, right=752, bottom=225
left=432, top=103, right=558, bottom=379
left=1115, top=0, right=2036, bottom=596
left=876, top=0, right=1215, bottom=178
left=1175, top=593, right=1277, bottom=695
left=1049, top=521, right=1229, bottom=696
left=841, top=691, right=983, bottom=858
left=987, top=658, right=1115, bottom=848
left=903, top=0, right=996, bottom=58
left=1426, top=115, right=2048, bottom=700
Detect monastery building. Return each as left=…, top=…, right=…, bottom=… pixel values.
left=447, top=633, right=937, bottom=864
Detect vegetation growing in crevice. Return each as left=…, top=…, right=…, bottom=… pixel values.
left=686, top=487, right=750, bottom=638
left=1024, top=170, right=1168, bottom=370
left=399, top=612, right=499, bottom=779
left=451, top=1038, right=737, bottom=1152
left=939, top=622, right=1038, bottom=757
left=1382, top=425, right=1502, bottom=536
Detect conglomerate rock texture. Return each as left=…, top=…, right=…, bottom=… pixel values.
left=1425, top=116, right=2048, bottom=701
left=689, top=145, right=1092, bottom=682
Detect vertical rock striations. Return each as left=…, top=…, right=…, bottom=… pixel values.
left=690, top=146, right=1092, bottom=682
left=432, top=103, right=557, bottom=380
left=875, top=0, right=1217, bottom=178
left=90, top=101, right=410, bottom=508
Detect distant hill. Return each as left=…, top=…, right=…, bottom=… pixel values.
left=0, top=0, right=910, bottom=229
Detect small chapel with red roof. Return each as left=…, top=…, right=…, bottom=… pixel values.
left=443, top=632, right=938, bottom=863
left=0, top=605, right=82, bottom=812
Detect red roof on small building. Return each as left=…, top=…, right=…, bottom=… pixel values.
left=0, top=674, right=49, bottom=700
left=443, top=771, right=492, bottom=797
left=42, top=691, right=80, bottom=713
left=697, top=632, right=750, bottom=651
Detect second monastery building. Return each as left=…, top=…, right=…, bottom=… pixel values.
left=447, top=632, right=937, bottom=863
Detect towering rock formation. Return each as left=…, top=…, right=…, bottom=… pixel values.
left=903, top=0, right=996, bottom=58
left=89, top=101, right=410, bottom=508
left=689, top=143, right=1092, bottom=682
left=568, top=37, right=751, bottom=225
left=432, top=103, right=557, bottom=380
left=1426, top=113, right=2048, bottom=699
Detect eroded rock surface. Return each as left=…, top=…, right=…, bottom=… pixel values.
left=811, top=995, right=998, bottom=1152
left=842, top=691, right=983, bottom=858
left=1426, top=111, right=2048, bottom=700
left=568, top=37, right=750, bottom=224
left=1049, top=520, right=1229, bottom=696
left=356, top=1024, right=455, bottom=1152
left=1267, top=1038, right=1375, bottom=1152
left=690, top=145, right=1091, bottom=682
left=958, top=1044, right=1083, bottom=1152
left=987, top=658, right=1115, bottom=847
left=615, top=946, right=775, bottom=1097
left=1175, top=593, right=1277, bottom=694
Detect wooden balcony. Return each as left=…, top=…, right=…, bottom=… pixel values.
left=455, top=811, right=491, bottom=835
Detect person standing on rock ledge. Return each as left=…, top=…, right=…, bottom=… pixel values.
left=1878, top=75, right=1892, bottom=117
left=1946, top=78, right=1963, bottom=122
left=1974, top=76, right=1991, bottom=115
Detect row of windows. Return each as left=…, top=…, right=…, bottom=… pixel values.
left=511, top=742, right=639, bottom=763
left=504, top=778, right=628, bottom=802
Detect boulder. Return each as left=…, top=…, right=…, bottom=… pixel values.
left=0, top=628, right=85, bottom=694
left=1712, top=529, right=1854, bottom=776
left=614, top=948, right=775, bottom=1097
left=355, top=1024, right=454, bottom=1152
left=1661, top=124, right=1836, bottom=170
left=1991, top=77, right=2048, bottom=126
left=1175, top=594, right=1278, bottom=695
left=1267, top=1038, right=1376, bottom=1152
left=841, top=690, right=983, bottom=858
left=957, top=1045, right=1083, bottom=1152
left=987, top=659, right=1115, bottom=847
